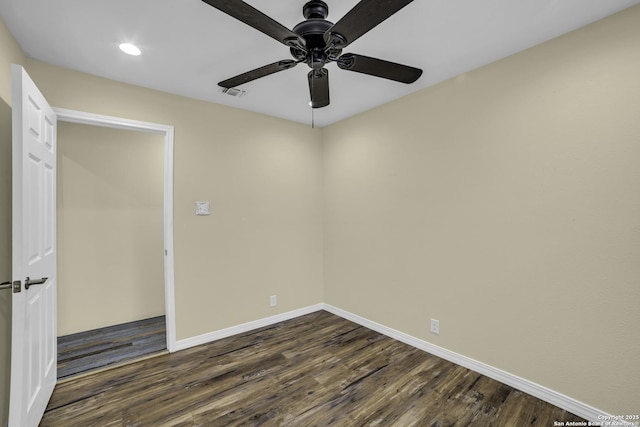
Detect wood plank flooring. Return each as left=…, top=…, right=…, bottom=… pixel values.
left=57, top=316, right=166, bottom=380
left=42, top=311, right=585, bottom=426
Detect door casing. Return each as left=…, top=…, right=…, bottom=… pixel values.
left=53, top=107, right=177, bottom=352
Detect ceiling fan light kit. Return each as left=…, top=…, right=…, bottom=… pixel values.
left=202, top=0, right=423, bottom=109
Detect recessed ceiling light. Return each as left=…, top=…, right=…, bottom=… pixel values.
left=119, top=43, right=141, bottom=56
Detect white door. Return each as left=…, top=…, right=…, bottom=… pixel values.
left=9, top=64, right=57, bottom=427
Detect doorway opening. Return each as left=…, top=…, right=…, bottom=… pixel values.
left=57, top=315, right=166, bottom=379
left=54, top=108, right=175, bottom=378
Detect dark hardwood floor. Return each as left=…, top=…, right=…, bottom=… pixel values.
left=57, top=315, right=166, bottom=380
left=42, top=311, right=585, bottom=426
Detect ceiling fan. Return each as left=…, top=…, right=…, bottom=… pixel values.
left=202, top=0, right=423, bottom=108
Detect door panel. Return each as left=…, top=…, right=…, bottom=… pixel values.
left=10, top=64, right=57, bottom=427
left=27, top=154, right=42, bottom=265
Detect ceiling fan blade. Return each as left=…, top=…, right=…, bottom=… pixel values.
left=218, top=60, right=298, bottom=88
left=308, top=69, right=330, bottom=108
left=325, top=0, right=414, bottom=48
left=337, top=53, right=422, bottom=83
left=201, top=0, right=305, bottom=49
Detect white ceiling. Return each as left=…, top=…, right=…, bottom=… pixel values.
left=1, top=0, right=638, bottom=127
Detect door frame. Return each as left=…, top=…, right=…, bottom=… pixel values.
left=53, top=107, right=177, bottom=352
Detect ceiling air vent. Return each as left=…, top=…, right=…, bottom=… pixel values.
left=220, top=87, right=246, bottom=97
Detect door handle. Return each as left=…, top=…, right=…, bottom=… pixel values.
left=25, top=277, right=48, bottom=290
left=1, top=280, right=22, bottom=293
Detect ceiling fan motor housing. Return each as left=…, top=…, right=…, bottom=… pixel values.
left=291, top=0, right=343, bottom=70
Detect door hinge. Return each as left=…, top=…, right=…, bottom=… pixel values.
left=13, top=280, right=21, bottom=293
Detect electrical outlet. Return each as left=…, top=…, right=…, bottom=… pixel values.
left=270, top=295, right=277, bottom=307
left=430, top=318, right=440, bottom=335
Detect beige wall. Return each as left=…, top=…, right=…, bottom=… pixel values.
left=323, top=5, right=640, bottom=416
left=57, top=122, right=165, bottom=335
left=0, top=16, right=25, bottom=427
left=24, top=59, right=324, bottom=340
left=0, top=17, right=25, bottom=104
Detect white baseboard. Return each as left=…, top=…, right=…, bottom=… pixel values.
left=174, top=303, right=324, bottom=351
left=172, top=301, right=615, bottom=423
left=321, top=303, right=613, bottom=424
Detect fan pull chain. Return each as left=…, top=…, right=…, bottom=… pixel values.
left=311, top=74, right=315, bottom=128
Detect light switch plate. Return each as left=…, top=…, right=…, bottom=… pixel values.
left=195, top=201, right=210, bottom=216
